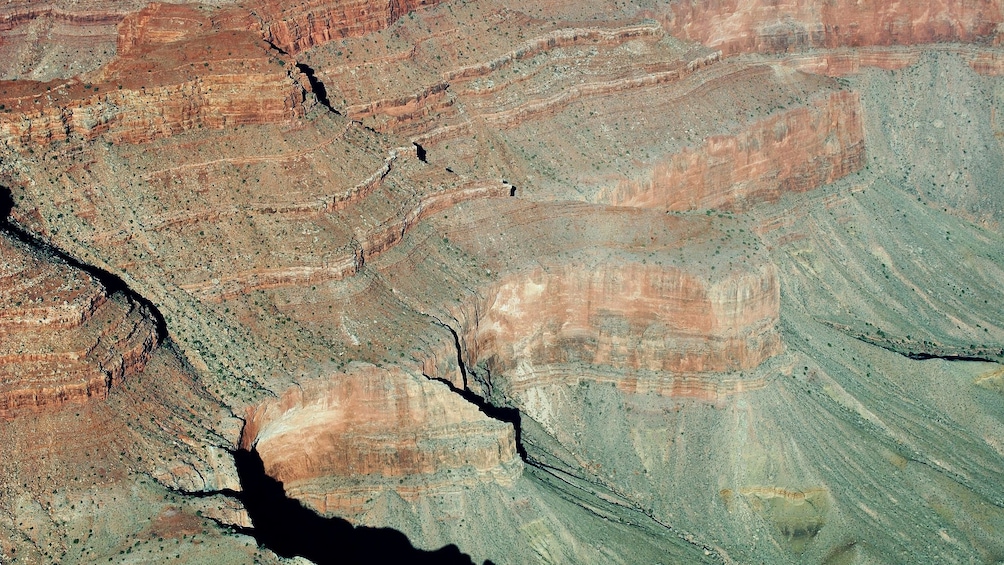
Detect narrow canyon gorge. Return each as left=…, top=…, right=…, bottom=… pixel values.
left=1, top=0, right=1004, bottom=563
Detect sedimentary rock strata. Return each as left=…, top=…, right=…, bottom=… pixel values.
left=0, top=0, right=141, bottom=81
left=666, top=0, right=1003, bottom=56
left=0, top=3, right=313, bottom=147
left=0, top=233, right=158, bottom=417
left=599, top=90, right=864, bottom=210
left=240, top=363, right=521, bottom=518
left=2, top=0, right=1004, bottom=563
left=250, top=0, right=444, bottom=54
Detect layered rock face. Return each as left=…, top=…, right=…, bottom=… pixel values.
left=0, top=233, right=158, bottom=417
left=667, top=0, right=1003, bottom=56
left=601, top=90, right=864, bottom=210
left=465, top=261, right=780, bottom=392
left=0, top=0, right=142, bottom=81
left=250, top=0, right=444, bottom=54
left=2, top=0, right=1004, bottom=563
left=240, top=363, right=521, bottom=519
left=0, top=3, right=312, bottom=147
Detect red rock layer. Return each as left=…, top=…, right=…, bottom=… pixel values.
left=968, top=48, right=1004, bottom=74
left=464, top=261, right=780, bottom=384
left=249, top=0, right=444, bottom=55
left=601, top=90, right=864, bottom=210
left=0, top=3, right=313, bottom=147
left=779, top=49, right=922, bottom=76
left=0, top=2, right=128, bottom=32
left=0, top=0, right=141, bottom=80
left=240, top=363, right=521, bottom=518
left=666, top=0, right=1003, bottom=56
left=0, top=235, right=159, bottom=418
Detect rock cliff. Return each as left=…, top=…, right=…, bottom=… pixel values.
left=250, top=0, right=444, bottom=54
left=667, top=0, right=1003, bottom=56
left=0, top=3, right=313, bottom=148
left=0, top=233, right=158, bottom=417
left=241, top=363, right=521, bottom=519
left=600, top=90, right=864, bottom=210
left=2, top=0, right=1004, bottom=563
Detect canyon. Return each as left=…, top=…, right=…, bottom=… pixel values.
left=1, top=0, right=1003, bottom=564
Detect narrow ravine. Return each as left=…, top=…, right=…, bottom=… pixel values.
left=0, top=185, right=167, bottom=339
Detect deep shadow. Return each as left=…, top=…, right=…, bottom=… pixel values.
left=414, top=142, right=428, bottom=163
left=906, top=351, right=1001, bottom=362
left=295, top=63, right=338, bottom=114
left=428, top=318, right=528, bottom=461
left=0, top=185, right=168, bottom=340
left=232, top=449, right=479, bottom=565
left=0, top=185, right=12, bottom=218
left=452, top=379, right=528, bottom=461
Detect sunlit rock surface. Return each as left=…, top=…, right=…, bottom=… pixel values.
left=1, top=0, right=1004, bottom=563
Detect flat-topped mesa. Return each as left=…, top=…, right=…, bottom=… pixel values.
left=0, top=3, right=313, bottom=148
left=378, top=200, right=784, bottom=401
left=666, top=0, right=1003, bottom=57
left=0, top=235, right=159, bottom=419
left=240, top=363, right=521, bottom=520
left=459, top=259, right=781, bottom=400
left=601, top=90, right=864, bottom=211
left=248, top=0, right=444, bottom=55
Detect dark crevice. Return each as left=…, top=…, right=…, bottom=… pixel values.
left=431, top=317, right=468, bottom=389
left=264, top=38, right=288, bottom=56
left=903, top=351, right=1001, bottom=362
left=230, top=448, right=482, bottom=565
left=427, top=371, right=528, bottom=461
left=295, top=63, right=339, bottom=115
left=0, top=186, right=11, bottom=218
left=0, top=185, right=167, bottom=341
left=839, top=327, right=1001, bottom=363
left=427, top=317, right=527, bottom=461
left=413, top=142, right=427, bottom=162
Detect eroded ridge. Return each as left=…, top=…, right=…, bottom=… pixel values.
left=0, top=234, right=158, bottom=417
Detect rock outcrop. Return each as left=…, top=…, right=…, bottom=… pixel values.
left=240, top=363, right=521, bottom=519
left=666, top=0, right=1003, bottom=56
left=249, top=0, right=444, bottom=55
left=0, top=233, right=158, bottom=418
left=0, top=3, right=313, bottom=148
left=0, top=0, right=141, bottom=81
left=462, top=261, right=780, bottom=393
left=599, top=90, right=864, bottom=210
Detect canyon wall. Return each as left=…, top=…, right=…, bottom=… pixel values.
left=0, top=3, right=312, bottom=148
left=0, top=0, right=140, bottom=80
left=250, top=0, right=444, bottom=54
left=600, top=90, right=864, bottom=210
left=0, top=233, right=158, bottom=418
left=464, top=261, right=780, bottom=389
left=240, top=363, right=521, bottom=519
left=666, top=0, right=1003, bottom=56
